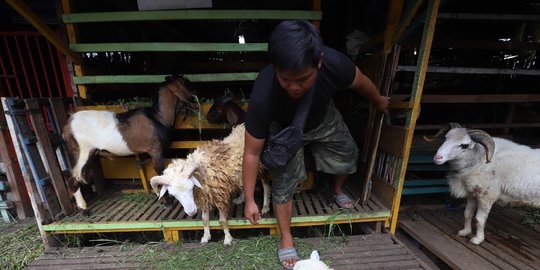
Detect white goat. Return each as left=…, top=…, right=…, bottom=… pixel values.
left=149, top=124, right=268, bottom=246
left=63, top=75, right=193, bottom=215
left=431, top=124, right=540, bottom=245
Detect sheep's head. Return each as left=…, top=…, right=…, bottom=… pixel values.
left=433, top=127, right=495, bottom=165
left=293, top=250, right=333, bottom=270
left=206, top=96, right=245, bottom=126
left=150, top=161, right=205, bottom=216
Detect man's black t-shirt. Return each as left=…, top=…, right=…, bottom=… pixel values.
left=245, top=46, right=356, bottom=139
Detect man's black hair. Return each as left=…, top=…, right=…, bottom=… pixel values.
left=268, top=20, right=323, bottom=73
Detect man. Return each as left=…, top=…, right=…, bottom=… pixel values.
left=242, top=20, right=389, bottom=269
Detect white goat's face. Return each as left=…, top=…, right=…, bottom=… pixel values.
left=434, top=128, right=474, bottom=165
left=161, top=175, right=203, bottom=217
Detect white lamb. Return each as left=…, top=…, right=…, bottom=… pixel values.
left=149, top=124, right=268, bottom=246
left=431, top=124, right=540, bottom=245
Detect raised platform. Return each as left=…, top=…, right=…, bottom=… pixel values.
left=43, top=186, right=391, bottom=240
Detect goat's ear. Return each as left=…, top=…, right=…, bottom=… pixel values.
left=158, top=186, right=168, bottom=200
left=190, top=176, right=204, bottom=190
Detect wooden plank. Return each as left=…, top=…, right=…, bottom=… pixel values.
left=0, top=109, right=32, bottom=219
left=62, top=10, right=322, bottom=23
left=417, top=210, right=523, bottom=270
left=393, top=94, right=540, bottom=103
left=398, top=65, right=540, bottom=76
left=426, top=209, right=538, bottom=270
left=399, top=214, right=498, bottom=270
left=438, top=13, right=540, bottom=21
left=47, top=98, right=72, bottom=169
left=379, top=125, right=407, bottom=157
left=26, top=99, right=74, bottom=215
left=71, top=42, right=267, bottom=52
left=370, top=176, right=396, bottom=210
left=72, top=73, right=258, bottom=84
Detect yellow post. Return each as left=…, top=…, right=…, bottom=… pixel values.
left=163, top=229, right=181, bottom=242
left=269, top=227, right=280, bottom=236
left=136, top=155, right=150, bottom=192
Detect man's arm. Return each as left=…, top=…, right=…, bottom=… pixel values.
left=243, top=130, right=265, bottom=224
left=348, top=67, right=390, bottom=112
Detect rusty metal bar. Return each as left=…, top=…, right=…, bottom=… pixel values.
left=4, top=36, right=24, bottom=98
left=35, top=36, right=53, bottom=97
left=24, top=35, right=43, bottom=97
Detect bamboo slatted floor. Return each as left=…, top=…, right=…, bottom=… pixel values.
left=398, top=206, right=540, bottom=270
left=26, top=234, right=429, bottom=270
left=43, top=185, right=390, bottom=238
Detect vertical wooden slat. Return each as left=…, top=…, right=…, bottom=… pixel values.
left=0, top=109, right=33, bottom=219
left=60, top=0, right=86, bottom=98
left=390, top=0, right=440, bottom=234
left=26, top=99, right=74, bottom=215
left=1, top=97, right=50, bottom=248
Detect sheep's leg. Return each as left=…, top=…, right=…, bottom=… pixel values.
left=261, top=181, right=271, bottom=216
left=219, top=207, right=233, bottom=246
left=458, top=196, right=477, bottom=237
left=200, top=209, right=211, bottom=244
left=470, top=197, right=495, bottom=245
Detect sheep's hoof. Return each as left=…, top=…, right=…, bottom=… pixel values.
left=224, top=238, right=233, bottom=246
left=458, top=229, right=471, bottom=237
left=470, top=236, right=484, bottom=245
left=82, top=209, right=92, bottom=217
left=200, top=237, right=210, bottom=245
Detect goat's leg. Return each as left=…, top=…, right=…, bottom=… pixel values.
left=470, top=197, right=495, bottom=245
left=219, top=208, right=233, bottom=246
left=261, top=181, right=271, bottom=216
left=458, top=196, right=477, bottom=237
left=200, top=209, right=211, bottom=244
left=70, top=147, right=93, bottom=215
left=232, top=192, right=244, bottom=205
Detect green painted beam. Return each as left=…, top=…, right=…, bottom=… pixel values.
left=71, top=43, right=268, bottom=52
left=72, top=73, right=259, bottom=84
left=402, top=186, right=449, bottom=195
left=404, top=179, right=447, bottom=187
left=43, top=210, right=390, bottom=232
left=63, top=10, right=322, bottom=23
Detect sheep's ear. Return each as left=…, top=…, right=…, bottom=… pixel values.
left=190, top=176, right=204, bottom=190
left=158, top=186, right=168, bottom=200
left=310, top=250, right=320, bottom=261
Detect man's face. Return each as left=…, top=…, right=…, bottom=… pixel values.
left=275, top=61, right=321, bottom=99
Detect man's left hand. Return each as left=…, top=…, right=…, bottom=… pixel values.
left=374, top=95, right=390, bottom=113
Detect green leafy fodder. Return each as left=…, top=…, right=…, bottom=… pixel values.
left=0, top=223, right=44, bottom=270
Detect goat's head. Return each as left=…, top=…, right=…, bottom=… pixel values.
left=149, top=160, right=205, bottom=216
left=206, top=96, right=245, bottom=126
left=161, top=75, right=196, bottom=112
left=431, top=124, right=495, bottom=165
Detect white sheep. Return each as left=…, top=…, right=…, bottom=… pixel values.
left=431, top=124, right=540, bottom=245
left=149, top=124, right=268, bottom=246
left=293, top=250, right=332, bottom=270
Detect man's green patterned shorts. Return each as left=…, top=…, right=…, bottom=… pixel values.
left=270, top=101, right=358, bottom=204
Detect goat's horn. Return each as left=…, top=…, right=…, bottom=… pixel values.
left=423, top=122, right=462, bottom=142
left=467, top=129, right=495, bottom=163
left=150, top=176, right=172, bottom=196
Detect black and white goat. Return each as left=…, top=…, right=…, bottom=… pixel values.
left=63, top=75, right=194, bottom=215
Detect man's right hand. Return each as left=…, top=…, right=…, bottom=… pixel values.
left=244, top=200, right=261, bottom=225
